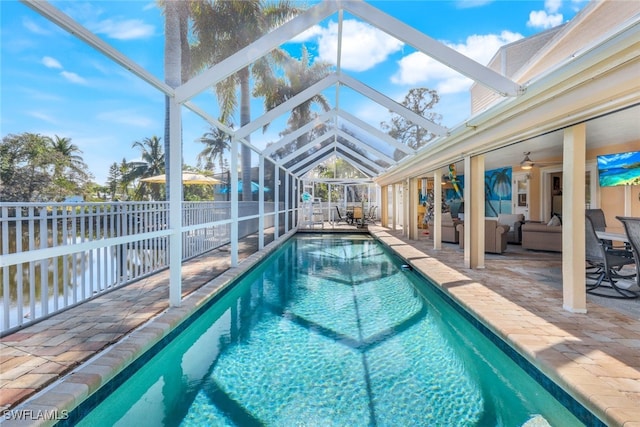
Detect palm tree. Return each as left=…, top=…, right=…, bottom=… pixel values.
left=255, top=45, right=332, bottom=153
left=129, top=136, right=166, bottom=200
left=197, top=126, right=231, bottom=174
left=49, top=136, right=87, bottom=176
left=161, top=0, right=191, bottom=201
left=190, top=0, right=303, bottom=200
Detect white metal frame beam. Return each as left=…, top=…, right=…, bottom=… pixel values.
left=339, top=73, right=449, bottom=136
left=343, top=1, right=522, bottom=97
left=22, top=0, right=173, bottom=95
left=337, top=110, right=414, bottom=154
left=335, top=146, right=381, bottom=176
left=336, top=128, right=395, bottom=165
left=175, top=1, right=340, bottom=103
left=235, top=74, right=339, bottom=140
left=263, top=110, right=335, bottom=157
left=279, top=133, right=334, bottom=166
left=292, top=144, right=336, bottom=175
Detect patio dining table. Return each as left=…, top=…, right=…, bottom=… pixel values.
left=596, top=228, right=629, bottom=243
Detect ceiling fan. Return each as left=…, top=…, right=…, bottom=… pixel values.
left=520, top=152, right=535, bottom=170
left=519, top=152, right=560, bottom=170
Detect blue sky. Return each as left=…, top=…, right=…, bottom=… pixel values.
left=1, top=0, right=587, bottom=185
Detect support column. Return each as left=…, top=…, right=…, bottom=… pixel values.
left=230, top=139, right=239, bottom=267
left=465, top=155, right=485, bottom=269
left=563, top=123, right=587, bottom=313
left=404, top=179, right=410, bottom=237
left=258, top=155, right=265, bottom=250
left=287, top=176, right=291, bottom=232
left=381, top=185, right=388, bottom=227
left=433, top=171, right=442, bottom=250
left=168, top=96, right=182, bottom=307
left=296, top=178, right=301, bottom=228
left=274, top=167, right=280, bottom=239
left=409, top=177, right=419, bottom=240
left=392, top=184, right=397, bottom=231
left=328, top=183, right=333, bottom=226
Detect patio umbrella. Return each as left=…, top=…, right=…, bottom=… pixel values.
left=220, top=180, right=270, bottom=193
left=140, top=172, right=223, bottom=185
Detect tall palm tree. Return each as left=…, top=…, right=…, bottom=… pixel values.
left=130, top=136, right=166, bottom=200
left=255, top=45, right=332, bottom=152
left=197, top=126, right=231, bottom=174
left=190, top=0, right=303, bottom=200
left=49, top=135, right=90, bottom=183
left=161, top=0, right=191, bottom=201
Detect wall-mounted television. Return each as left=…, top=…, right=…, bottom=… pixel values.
left=597, top=150, right=640, bottom=187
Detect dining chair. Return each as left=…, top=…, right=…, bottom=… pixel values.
left=585, top=215, right=637, bottom=298
left=365, top=206, right=377, bottom=223
left=334, top=206, right=348, bottom=225
left=616, top=216, right=640, bottom=282
left=585, top=208, right=623, bottom=250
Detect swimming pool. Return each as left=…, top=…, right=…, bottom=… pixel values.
left=70, top=234, right=590, bottom=426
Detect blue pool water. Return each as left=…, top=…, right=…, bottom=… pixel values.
left=73, top=234, right=590, bottom=426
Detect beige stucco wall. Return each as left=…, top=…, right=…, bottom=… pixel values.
left=510, top=139, right=640, bottom=224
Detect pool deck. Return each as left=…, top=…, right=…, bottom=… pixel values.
left=3, top=224, right=640, bottom=426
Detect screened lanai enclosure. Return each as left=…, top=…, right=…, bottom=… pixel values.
left=3, top=0, right=505, bottom=333
left=2, top=0, right=639, bottom=335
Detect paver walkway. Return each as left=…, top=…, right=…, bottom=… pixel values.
left=0, top=234, right=270, bottom=411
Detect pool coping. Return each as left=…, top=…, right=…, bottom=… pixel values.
left=368, top=227, right=640, bottom=427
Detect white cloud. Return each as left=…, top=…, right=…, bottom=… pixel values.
left=89, top=19, right=155, bottom=40
left=27, top=111, right=58, bottom=124
left=545, top=0, right=563, bottom=13
left=19, top=87, right=64, bottom=102
left=22, top=17, right=51, bottom=35
left=528, top=0, right=565, bottom=29
left=96, top=110, right=156, bottom=128
left=290, top=25, right=324, bottom=43
left=527, top=10, right=564, bottom=29
left=296, top=19, right=403, bottom=72
left=42, top=56, right=62, bottom=69
left=60, top=71, right=88, bottom=85
left=391, top=31, right=523, bottom=94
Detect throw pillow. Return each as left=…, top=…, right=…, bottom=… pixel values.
left=547, top=215, right=561, bottom=227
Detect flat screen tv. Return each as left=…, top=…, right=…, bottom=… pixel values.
left=597, top=150, right=640, bottom=187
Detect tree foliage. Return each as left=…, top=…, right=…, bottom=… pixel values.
left=197, top=126, right=231, bottom=173
left=255, top=45, right=332, bottom=159
left=381, top=88, right=442, bottom=160
left=0, top=133, right=92, bottom=202
left=189, top=0, right=303, bottom=200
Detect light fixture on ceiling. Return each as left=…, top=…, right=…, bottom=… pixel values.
left=520, top=152, right=535, bottom=170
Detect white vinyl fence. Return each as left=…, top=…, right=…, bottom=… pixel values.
left=0, top=201, right=277, bottom=335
